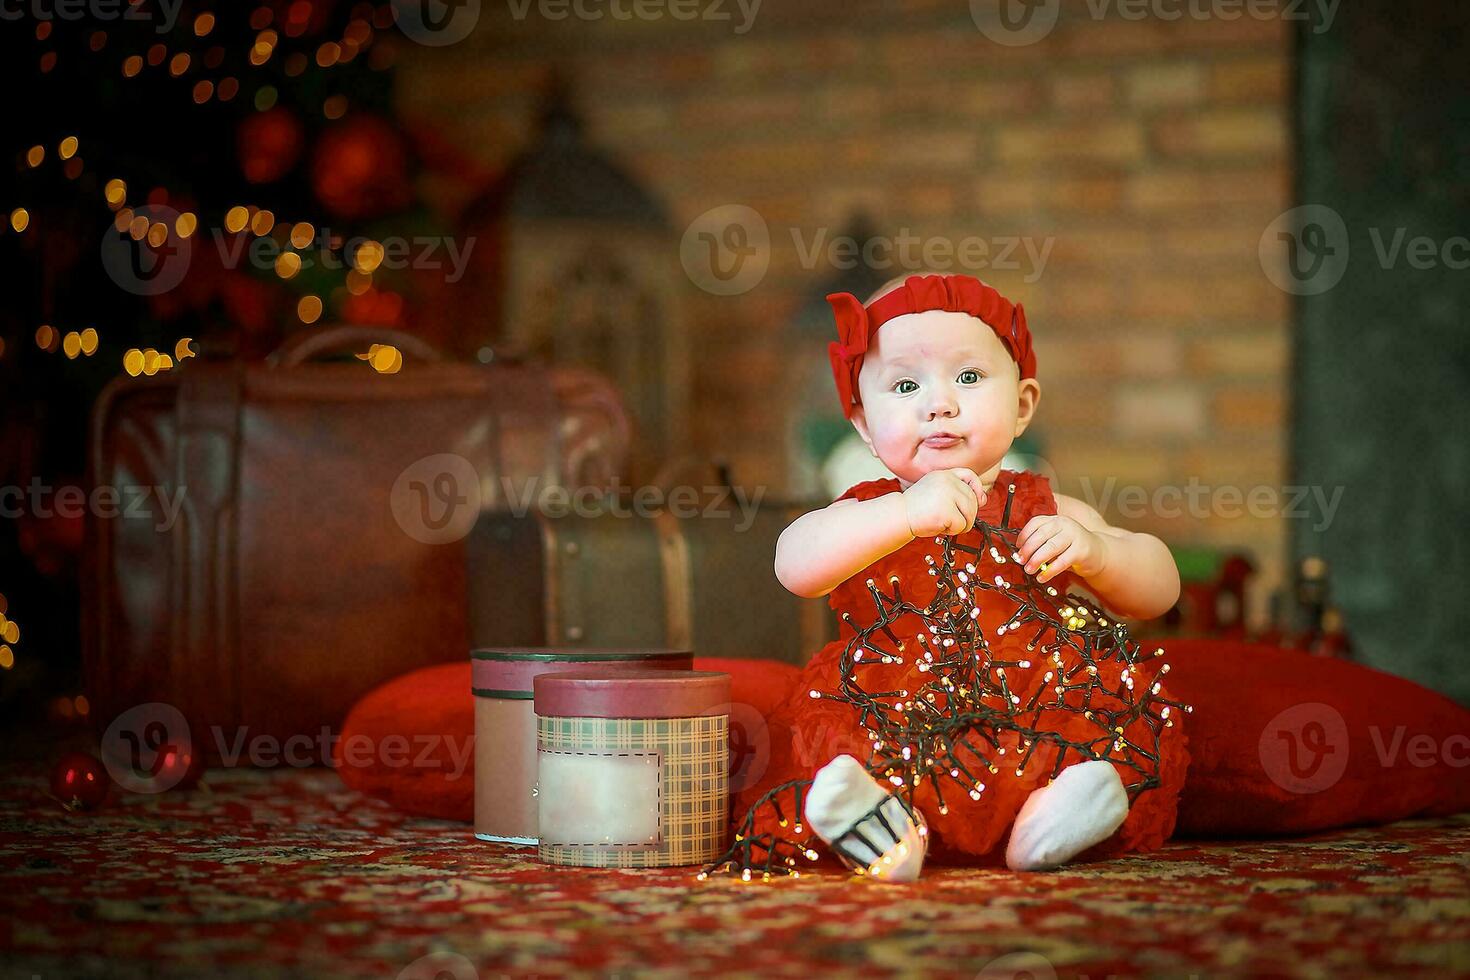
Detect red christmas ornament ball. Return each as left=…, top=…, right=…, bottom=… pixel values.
left=238, top=106, right=306, bottom=184
left=50, top=753, right=111, bottom=812
left=151, top=742, right=207, bottom=791
left=342, top=286, right=404, bottom=327
left=311, top=116, right=411, bottom=221
left=269, top=0, right=339, bottom=38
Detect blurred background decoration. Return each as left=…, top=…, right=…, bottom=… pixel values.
left=780, top=211, right=888, bottom=499
left=2, top=0, right=1466, bottom=718
left=451, top=87, right=692, bottom=480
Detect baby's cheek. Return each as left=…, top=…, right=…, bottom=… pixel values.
left=873, top=422, right=916, bottom=458
left=975, top=413, right=1014, bottom=445
left=974, top=397, right=1020, bottom=442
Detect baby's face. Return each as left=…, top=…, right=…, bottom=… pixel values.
left=851, top=310, right=1039, bottom=488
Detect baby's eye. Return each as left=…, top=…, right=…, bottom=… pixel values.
left=957, top=369, right=981, bottom=384
left=894, top=379, right=918, bottom=395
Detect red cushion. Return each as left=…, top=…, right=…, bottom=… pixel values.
left=336, top=641, right=1470, bottom=839
left=334, top=656, right=802, bottom=823
left=333, top=661, right=476, bottom=823
left=1163, top=638, right=1470, bottom=836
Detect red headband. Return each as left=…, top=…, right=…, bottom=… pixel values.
left=826, top=274, right=1037, bottom=419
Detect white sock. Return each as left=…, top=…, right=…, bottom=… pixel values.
left=1005, top=759, right=1128, bottom=871
left=804, top=755, right=926, bottom=883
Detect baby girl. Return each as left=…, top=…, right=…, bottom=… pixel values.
left=747, top=272, right=1189, bottom=879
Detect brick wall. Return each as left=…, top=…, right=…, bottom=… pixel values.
left=396, top=0, right=1293, bottom=625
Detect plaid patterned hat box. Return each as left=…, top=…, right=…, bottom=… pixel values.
left=472, top=648, right=692, bottom=845
left=534, top=668, right=731, bottom=868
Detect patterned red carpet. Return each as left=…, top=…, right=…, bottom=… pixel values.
left=2, top=760, right=1468, bottom=979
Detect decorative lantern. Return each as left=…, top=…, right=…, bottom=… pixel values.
left=453, top=86, right=689, bottom=483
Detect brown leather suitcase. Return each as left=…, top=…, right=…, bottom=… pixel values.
left=83, top=326, right=629, bottom=760
left=466, top=477, right=835, bottom=667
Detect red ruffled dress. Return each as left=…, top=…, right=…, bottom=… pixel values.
left=735, top=469, right=1191, bottom=867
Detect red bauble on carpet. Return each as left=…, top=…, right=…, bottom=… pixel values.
left=50, top=753, right=110, bottom=812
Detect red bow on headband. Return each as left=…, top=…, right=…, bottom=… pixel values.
left=826, top=274, right=1037, bottom=419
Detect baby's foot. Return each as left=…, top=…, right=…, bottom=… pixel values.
left=804, top=755, right=926, bottom=882
left=1005, top=759, right=1128, bottom=872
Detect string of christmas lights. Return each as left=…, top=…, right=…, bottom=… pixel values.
left=0, top=595, right=19, bottom=674
left=701, top=483, right=1193, bottom=881
left=697, top=778, right=819, bottom=882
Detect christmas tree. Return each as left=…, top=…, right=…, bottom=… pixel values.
left=1, top=1, right=479, bottom=709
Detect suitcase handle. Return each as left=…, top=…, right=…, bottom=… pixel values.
left=268, top=326, right=446, bottom=366
left=652, top=454, right=735, bottom=493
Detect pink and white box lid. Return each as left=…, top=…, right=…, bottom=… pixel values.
left=471, top=648, right=692, bottom=699
left=533, top=668, right=731, bottom=718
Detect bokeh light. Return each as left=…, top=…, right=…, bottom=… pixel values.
left=297, top=295, right=323, bottom=324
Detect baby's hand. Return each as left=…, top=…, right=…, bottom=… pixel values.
left=1017, top=514, right=1107, bottom=584
left=902, top=468, right=989, bottom=538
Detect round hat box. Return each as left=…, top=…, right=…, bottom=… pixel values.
left=472, top=648, right=692, bottom=845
